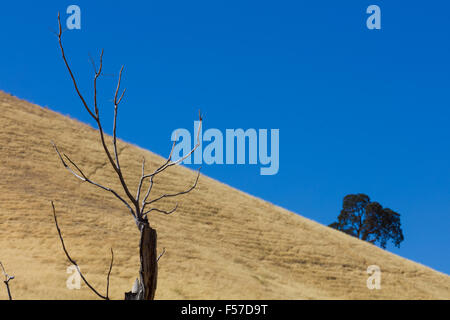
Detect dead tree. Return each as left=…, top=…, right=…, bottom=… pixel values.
left=0, top=261, right=14, bottom=300
left=52, top=13, right=202, bottom=300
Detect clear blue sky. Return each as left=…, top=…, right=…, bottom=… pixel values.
left=0, top=1, right=449, bottom=274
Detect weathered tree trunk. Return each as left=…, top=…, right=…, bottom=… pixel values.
left=140, top=223, right=158, bottom=300
left=125, top=222, right=158, bottom=300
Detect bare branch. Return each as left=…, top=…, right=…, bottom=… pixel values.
left=57, top=13, right=137, bottom=211
left=88, top=53, right=97, bottom=75
left=51, top=201, right=114, bottom=300
left=135, top=157, right=146, bottom=205
left=143, top=168, right=201, bottom=213
left=141, top=175, right=154, bottom=215
left=52, top=142, right=136, bottom=220
left=143, top=203, right=178, bottom=218
left=52, top=141, right=86, bottom=181
left=135, top=113, right=202, bottom=216
left=157, top=248, right=166, bottom=262
left=0, top=261, right=14, bottom=300
left=51, top=201, right=112, bottom=300
left=93, top=49, right=104, bottom=116
left=57, top=13, right=97, bottom=120
left=113, top=65, right=125, bottom=170
left=106, top=248, right=114, bottom=299
left=154, top=111, right=203, bottom=174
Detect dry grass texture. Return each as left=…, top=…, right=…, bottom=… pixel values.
left=0, top=91, right=448, bottom=300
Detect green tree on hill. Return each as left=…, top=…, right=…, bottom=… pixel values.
left=329, top=193, right=404, bottom=249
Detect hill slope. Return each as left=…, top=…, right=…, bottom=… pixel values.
left=0, top=91, right=448, bottom=299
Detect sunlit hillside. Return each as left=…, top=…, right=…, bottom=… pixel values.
left=0, top=91, right=448, bottom=299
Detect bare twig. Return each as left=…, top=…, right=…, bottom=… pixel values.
left=143, top=111, right=202, bottom=179
left=93, top=49, right=104, bottom=116
left=0, top=261, right=14, bottom=300
left=136, top=113, right=202, bottom=217
left=51, top=201, right=113, bottom=300
left=141, top=176, right=154, bottom=212
left=142, top=168, right=201, bottom=214
left=157, top=248, right=166, bottom=262
left=56, top=12, right=96, bottom=120
left=135, top=157, right=146, bottom=203
left=113, top=66, right=126, bottom=170
left=106, top=248, right=114, bottom=299
left=143, top=204, right=179, bottom=219
left=88, top=53, right=98, bottom=74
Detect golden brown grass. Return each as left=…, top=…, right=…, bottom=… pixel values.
left=0, top=90, right=448, bottom=300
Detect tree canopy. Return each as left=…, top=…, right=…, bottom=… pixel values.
left=329, top=194, right=404, bottom=248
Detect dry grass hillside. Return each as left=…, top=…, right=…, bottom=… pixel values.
left=0, top=90, right=448, bottom=300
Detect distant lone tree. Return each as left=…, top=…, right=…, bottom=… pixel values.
left=329, top=194, right=404, bottom=249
